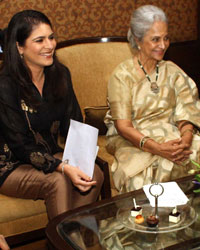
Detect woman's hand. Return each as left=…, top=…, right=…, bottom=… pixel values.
left=180, top=130, right=193, bottom=150
left=157, top=138, right=192, bottom=164
left=55, top=153, right=97, bottom=192
left=114, top=119, right=193, bottom=165
left=63, top=164, right=97, bottom=192
left=174, top=135, right=193, bottom=164
left=0, top=235, right=10, bottom=250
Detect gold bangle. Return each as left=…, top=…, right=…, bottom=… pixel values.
left=139, top=136, right=150, bottom=149
left=61, top=159, right=69, bottom=175
left=181, top=129, right=193, bottom=137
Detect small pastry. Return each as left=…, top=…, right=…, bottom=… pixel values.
left=131, top=206, right=142, bottom=217
left=146, top=215, right=159, bottom=227
left=134, top=214, right=144, bottom=224
left=169, top=207, right=180, bottom=223
left=131, top=198, right=142, bottom=217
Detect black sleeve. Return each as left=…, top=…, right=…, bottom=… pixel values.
left=59, top=68, right=83, bottom=138
left=0, top=75, right=61, bottom=173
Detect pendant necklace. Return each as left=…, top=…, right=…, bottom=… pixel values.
left=138, top=59, right=159, bottom=94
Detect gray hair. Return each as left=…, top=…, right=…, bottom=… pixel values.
left=127, top=5, right=168, bottom=49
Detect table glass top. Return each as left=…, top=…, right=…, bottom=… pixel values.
left=57, top=177, right=200, bottom=249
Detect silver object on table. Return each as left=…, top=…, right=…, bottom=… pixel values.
left=149, top=183, right=164, bottom=218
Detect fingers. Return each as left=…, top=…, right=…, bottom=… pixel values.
left=173, top=155, right=186, bottom=163
left=166, top=140, right=191, bottom=157
left=174, top=158, right=188, bottom=165
left=74, top=169, right=97, bottom=188
left=159, top=139, right=193, bottom=164
left=161, top=140, right=183, bottom=153
left=77, top=170, right=92, bottom=182
left=76, top=185, right=92, bottom=192
left=0, top=235, right=10, bottom=250
left=161, top=143, right=192, bottom=162
left=72, top=177, right=97, bottom=191
left=66, top=165, right=98, bottom=192
left=77, top=179, right=97, bottom=186
left=171, top=138, right=182, bottom=145
left=172, top=148, right=184, bottom=156
left=172, top=147, right=192, bottom=156
left=172, top=150, right=192, bottom=163
left=74, top=180, right=97, bottom=192
left=172, top=149, right=192, bottom=158
left=165, top=138, right=189, bottom=151
left=66, top=165, right=92, bottom=182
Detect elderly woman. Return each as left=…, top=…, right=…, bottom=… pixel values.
left=105, top=5, right=200, bottom=193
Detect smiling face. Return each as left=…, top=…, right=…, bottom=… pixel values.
left=137, top=21, right=169, bottom=63
left=17, top=23, right=56, bottom=71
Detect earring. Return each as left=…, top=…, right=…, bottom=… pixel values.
left=137, top=45, right=141, bottom=50
left=20, top=54, right=24, bottom=59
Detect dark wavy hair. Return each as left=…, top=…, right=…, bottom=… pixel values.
left=1, top=10, right=67, bottom=107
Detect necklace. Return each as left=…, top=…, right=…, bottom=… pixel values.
left=138, top=59, right=159, bottom=94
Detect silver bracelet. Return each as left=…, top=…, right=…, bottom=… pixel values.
left=61, top=159, right=69, bottom=175
left=139, top=136, right=150, bottom=149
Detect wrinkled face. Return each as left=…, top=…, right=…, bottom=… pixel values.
left=137, top=21, right=170, bottom=62
left=17, top=23, right=56, bottom=71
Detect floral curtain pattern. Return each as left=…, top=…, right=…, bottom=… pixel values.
left=0, top=0, right=198, bottom=42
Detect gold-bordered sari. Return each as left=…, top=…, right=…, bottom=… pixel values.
left=105, top=59, right=200, bottom=193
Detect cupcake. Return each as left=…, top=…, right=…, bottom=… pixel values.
left=146, top=215, right=159, bottom=227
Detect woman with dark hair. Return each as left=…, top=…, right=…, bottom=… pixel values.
left=0, top=10, right=103, bottom=220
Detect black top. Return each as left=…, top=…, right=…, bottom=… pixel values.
left=0, top=66, right=82, bottom=186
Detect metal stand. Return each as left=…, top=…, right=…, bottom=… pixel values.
left=149, top=183, right=164, bottom=218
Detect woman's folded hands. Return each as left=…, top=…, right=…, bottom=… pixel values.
left=156, top=138, right=192, bottom=165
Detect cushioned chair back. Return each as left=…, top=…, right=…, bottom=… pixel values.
left=56, top=37, right=133, bottom=117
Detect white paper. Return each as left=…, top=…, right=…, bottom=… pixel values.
left=62, top=119, right=99, bottom=178
left=143, top=182, right=189, bottom=207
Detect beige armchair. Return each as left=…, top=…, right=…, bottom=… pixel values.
left=56, top=37, right=133, bottom=197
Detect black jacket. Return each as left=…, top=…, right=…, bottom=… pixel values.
left=0, top=66, right=82, bottom=186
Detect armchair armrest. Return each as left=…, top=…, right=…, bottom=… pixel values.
left=95, top=156, right=111, bottom=199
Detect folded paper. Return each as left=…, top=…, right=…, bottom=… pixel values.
left=62, top=119, right=99, bottom=178
left=143, top=182, right=189, bottom=207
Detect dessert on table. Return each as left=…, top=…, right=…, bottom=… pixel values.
left=131, top=198, right=142, bottom=217
left=134, top=214, right=144, bottom=224
left=146, top=215, right=159, bottom=227
left=169, top=207, right=181, bottom=223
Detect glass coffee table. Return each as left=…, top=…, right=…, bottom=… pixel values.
left=46, top=175, right=200, bottom=250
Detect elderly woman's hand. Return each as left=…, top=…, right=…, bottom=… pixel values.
left=174, top=136, right=193, bottom=164
left=157, top=138, right=192, bottom=164
left=180, top=131, right=193, bottom=149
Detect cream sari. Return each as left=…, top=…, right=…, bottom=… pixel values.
left=105, top=59, right=200, bottom=193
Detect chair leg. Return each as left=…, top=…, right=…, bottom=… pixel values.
left=95, top=156, right=111, bottom=199
left=6, top=228, right=46, bottom=249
